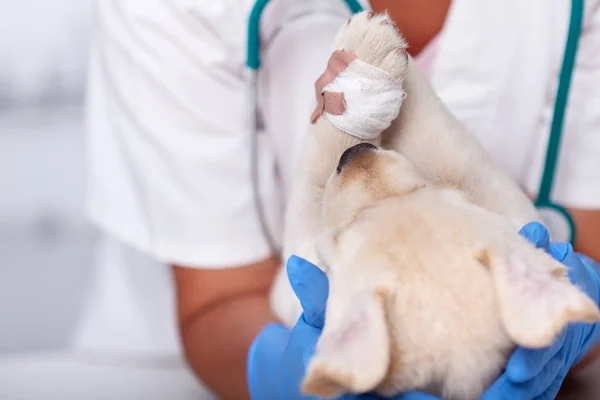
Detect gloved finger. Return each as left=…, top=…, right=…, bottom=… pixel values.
left=483, top=349, right=564, bottom=400
left=549, top=242, right=571, bottom=262
left=340, top=393, right=382, bottom=399
left=247, top=323, right=291, bottom=400
left=564, top=251, right=600, bottom=296
left=481, top=354, right=556, bottom=400
left=393, top=391, right=442, bottom=400
left=349, top=392, right=440, bottom=400
left=533, top=372, right=568, bottom=400
left=286, top=318, right=324, bottom=368
left=287, top=255, right=329, bottom=328
left=580, top=254, right=600, bottom=271
left=518, top=222, right=571, bottom=262
left=519, top=222, right=551, bottom=252
left=278, top=319, right=323, bottom=400
left=505, top=331, right=566, bottom=382
left=480, top=374, right=514, bottom=400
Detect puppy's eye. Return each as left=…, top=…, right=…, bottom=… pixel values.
left=337, top=143, right=378, bottom=173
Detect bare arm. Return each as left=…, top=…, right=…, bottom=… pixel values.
left=173, top=257, right=280, bottom=400
left=568, top=209, right=600, bottom=370
left=370, top=0, right=450, bottom=56
left=570, top=208, right=600, bottom=263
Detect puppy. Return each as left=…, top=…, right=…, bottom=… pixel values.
left=271, top=11, right=600, bottom=400
left=302, top=142, right=600, bottom=399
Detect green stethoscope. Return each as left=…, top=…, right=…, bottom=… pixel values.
left=246, top=0, right=584, bottom=250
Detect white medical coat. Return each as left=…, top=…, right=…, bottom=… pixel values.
left=80, top=0, right=600, bottom=376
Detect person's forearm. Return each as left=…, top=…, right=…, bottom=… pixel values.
left=569, top=208, right=600, bottom=371
left=180, top=292, right=279, bottom=400
left=174, top=257, right=281, bottom=400
left=572, top=252, right=600, bottom=372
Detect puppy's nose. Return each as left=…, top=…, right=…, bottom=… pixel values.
left=337, top=143, right=378, bottom=173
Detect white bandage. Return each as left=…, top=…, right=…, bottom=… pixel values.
left=323, top=60, right=406, bottom=140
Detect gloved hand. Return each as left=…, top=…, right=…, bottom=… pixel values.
left=247, top=254, right=325, bottom=400
left=482, top=221, right=600, bottom=400
left=248, top=222, right=600, bottom=400
left=247, top=255, right=438, bottom=400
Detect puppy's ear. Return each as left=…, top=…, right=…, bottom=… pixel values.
left=480, top=247, right=600, bottom=348
left=301, top=291, right=390, bottom=398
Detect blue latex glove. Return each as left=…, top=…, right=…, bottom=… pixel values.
left=248, top=222, right=600, bottom=400
left=481, top=221, right=600, bottom=400
left=247, top=255, right=437, bottom=400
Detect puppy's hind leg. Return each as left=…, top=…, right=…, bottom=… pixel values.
left=380, top=57, right=540, bottom=228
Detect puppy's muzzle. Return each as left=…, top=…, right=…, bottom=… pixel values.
left=337, top=143, right=378, bottom=173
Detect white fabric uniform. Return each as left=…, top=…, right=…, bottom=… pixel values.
left=3, top=0, right=600, bottom=398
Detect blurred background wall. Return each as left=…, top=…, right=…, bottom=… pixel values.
left=0, top=0, right=96, bottom=353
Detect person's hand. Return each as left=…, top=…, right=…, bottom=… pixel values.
left=247, top=255, right=440, bottom=400
left=247, top=254, right=326, bottom=400
left=248, top=222, right=600, bottom=400
left=482, top=221, right=600, bottom=400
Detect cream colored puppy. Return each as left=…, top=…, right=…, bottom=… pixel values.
left=302, top=142, right=600, bottom=399
left=272, top=11, right=600, bottom=400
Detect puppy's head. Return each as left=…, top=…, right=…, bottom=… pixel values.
left=322, top=143, right=425, bottom=228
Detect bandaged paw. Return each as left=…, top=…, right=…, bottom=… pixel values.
left=310, top=10, right=408, bottom=140
left=322, top=59, right=406, bottom=140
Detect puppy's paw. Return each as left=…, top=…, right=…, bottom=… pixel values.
left=334, top=11, right=408, bottom=80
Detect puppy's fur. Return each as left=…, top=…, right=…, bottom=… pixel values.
left=272, top=11, right=600, bottom=400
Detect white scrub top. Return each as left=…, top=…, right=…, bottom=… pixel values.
left=80, top=0, right=600, bottom=370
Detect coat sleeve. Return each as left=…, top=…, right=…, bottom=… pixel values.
left=84, top=0, right=279, bottom=267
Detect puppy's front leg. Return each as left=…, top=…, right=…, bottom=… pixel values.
left=283, top=120, right=376, bottom=264
left=283, top=11, right=410, bottom=266
left=270, top=108, right=376, bottom=327
left=270, top=11, right=409, bottom=326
